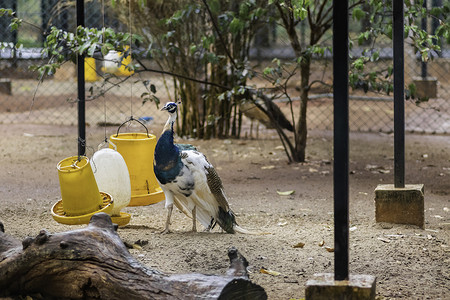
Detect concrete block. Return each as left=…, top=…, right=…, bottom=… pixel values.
left=412, top=77, right=437, bottom=99
left=0, top=78, right=12, bottom=95
left=374, top=184, right=424, bottom=228
left=306, top=273, right=376, bottom=300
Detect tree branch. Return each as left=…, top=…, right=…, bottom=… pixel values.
left=315, top=0, right=329, bottom=25
left=0, top=214, right=267, bottom=299
left=201, top=0, right=239, bottom=70
left=135, top=58, right=231, bottom=91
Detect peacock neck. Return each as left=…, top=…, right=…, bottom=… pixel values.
left=154, top=116, right=183, bottom=184
left=162, top=113, right=177, bottom=135
left=155, top=117, right=179, bottom=169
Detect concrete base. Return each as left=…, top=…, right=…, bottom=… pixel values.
left=0, top=78, right=12, bottom=95
left=412, top=77, right=437, bottom=99
left=374, top=184, right=424, bottom=228
left=305, top=273, right=376, bottom=300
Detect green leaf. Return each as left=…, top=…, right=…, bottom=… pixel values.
left=387, top=66, right=393, bottom=77
left=229, top=18, right=244, bottom=34
left=370, top=51, right=379, bottom=62
left=189, top=44, right=197, bottom=54
left=87, top=43, right=97, bottom=57
left=79, top=42, right=90, bottom=55
left=239, top=2, right=249, bottom=17
left=263, top=67, right=273, bottom=76
left=408, top=83, right=417, bottom=98
left=293, top=6, right=308, bottom=20
left=352, top=8, right=365, bottom=21
left=207, top=0, right=220, bottom=15
left=0, top=8, right=14, bottom=17
left=152, top=96, right=160, bottom=107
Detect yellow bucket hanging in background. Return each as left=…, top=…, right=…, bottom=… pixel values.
left=109, top=133, right=165, bottom=206
left=102, top=46, right=134, bottom=76
left=85, top=58, right=98, bottom=82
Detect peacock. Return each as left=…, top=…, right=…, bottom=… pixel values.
left=154, top=102, right=250, bottom=234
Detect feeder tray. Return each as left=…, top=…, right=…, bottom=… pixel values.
left=51, top=192, right=113, bottom=225
left=111, top=212, right=132, bottom=226
left=129, top=187, right=165, bottom=207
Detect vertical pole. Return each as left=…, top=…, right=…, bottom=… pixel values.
left=77, top=0, right=86, bottom=157
left=333, top=0, right=349, bottom=281
left=421, top=0, right=428, bottom=78
left=393, top=0, right=405, bottom=188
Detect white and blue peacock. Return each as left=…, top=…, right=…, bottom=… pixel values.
left=154, top=102, right=250, bottom=234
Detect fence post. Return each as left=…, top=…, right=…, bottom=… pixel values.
left=305, top=2, right=377, bottom=297
left=333, top=0, right=349, bottom=281
left=77, top=0, right=86, bottom=157
left=393, top=0, right=405, bottom=188
left=421, top=0, right=428, bottom=78
left=374, top=0, right=425, bottom=232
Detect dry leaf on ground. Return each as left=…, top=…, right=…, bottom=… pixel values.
left=260, top=267, right=282, bottom=276
left=293, top=242, right=305, bottom=248
left=277, top=190, right=295, bottom=196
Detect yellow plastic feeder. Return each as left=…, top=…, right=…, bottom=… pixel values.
left=51, top=156, right=113, bottom=225
left=51, top=192, right=113, bottom=225
left=109, top=130, right=165, bottom=206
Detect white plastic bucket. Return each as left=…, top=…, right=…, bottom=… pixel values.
left=91, top=148, right=131, bottom=216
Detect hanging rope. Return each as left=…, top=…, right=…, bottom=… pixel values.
left=101, top=0, right=107, bottom=144
left=128, top=0, right=133, bottom=120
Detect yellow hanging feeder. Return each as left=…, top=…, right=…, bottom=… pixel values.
left=109, top=119, right=165, bottom=206
left=51, top=156, right=114, bottom=225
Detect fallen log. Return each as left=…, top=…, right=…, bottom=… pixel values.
left=0, top=213, right=266, bottom=299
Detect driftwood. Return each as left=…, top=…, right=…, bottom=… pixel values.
left=0, top=213, right=266, bottom=299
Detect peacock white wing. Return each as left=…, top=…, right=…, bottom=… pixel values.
left=171, top=150, right=233, bottom=231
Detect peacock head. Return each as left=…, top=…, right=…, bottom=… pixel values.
left=161, top=101, right=180, bottom=114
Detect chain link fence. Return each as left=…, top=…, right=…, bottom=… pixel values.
left=1, top=1, right=449, bottom=135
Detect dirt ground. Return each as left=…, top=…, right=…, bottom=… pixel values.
left=0, top=123, right=449, bottom=300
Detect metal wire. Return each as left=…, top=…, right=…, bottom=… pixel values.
left=128, top=0, right=133, bottom=119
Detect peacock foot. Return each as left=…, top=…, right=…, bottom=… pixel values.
left=161, top=228, right=172, bottom=234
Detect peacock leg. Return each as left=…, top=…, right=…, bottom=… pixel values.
left=191, top=206, right=197, bottom=232
left=162, top=204, right=173, bottom=234
left=256, top=122, right=260, bottom=139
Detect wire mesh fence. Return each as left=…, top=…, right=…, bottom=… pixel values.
left=1, top=1, right=449, bottom=135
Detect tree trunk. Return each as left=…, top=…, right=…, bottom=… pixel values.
left=0, top=213, right=266, bottom=300
left=275, top=3, right=310, bottom=162
left=293, top=57, right=311, bottom=162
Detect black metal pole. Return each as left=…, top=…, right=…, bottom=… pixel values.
left=421, top=0, right=428, bottom=78
left=333, top=0, right=349, bottom=281
left=77, top=0, right=86, bottom=157
left=393, top=0, right=405, bottom=188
